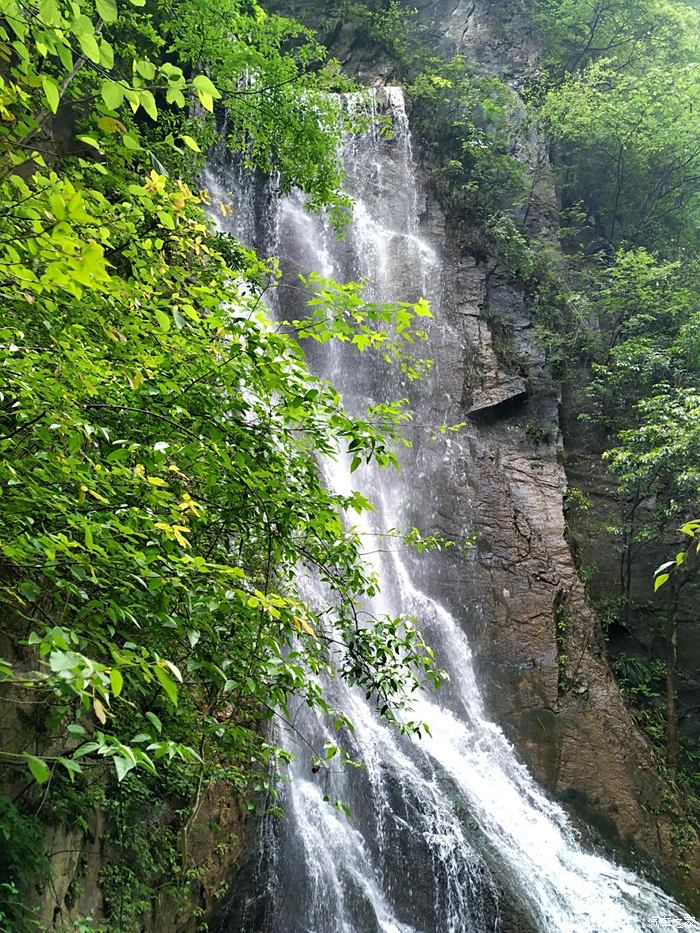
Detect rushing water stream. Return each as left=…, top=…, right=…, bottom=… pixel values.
left=207, top=89, right=700, bottom=933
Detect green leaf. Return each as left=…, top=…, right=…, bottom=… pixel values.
left=180, top=134, right=200, bottom=152
left=654, top=572, right=670, bottom=592
left=79, top=32, right=101, bottom=64
left=154, top=665, right=178, bottom=705
left=110, top=668, right=124, bottom=697
left=155, top=309, right=171, bottom=331
left=73, top=742, right=101, bottom=759
left=197, top=91, right=214, bottom=113
left=122, top=133, right=141, bottom=150
left=114, top=755, right=134, bottom=782
left=77, top=135, right=101, bottom=150
left=139, top=89, right=157, bottom=121
left=135, top=59, right=156, bottom=80
left=99, top=39, right=114, bottom=70
left=57, top=43, right=73, bottom=71
left=57, top=757, right=82, bottom=780
left=25, top=755, right=50, bottom=784
left=157, top=210, right=175, bottom=230
left=39, top=0, right=62, bottom=27
left=96, top=0, right=118, bottom=23
left=145, top=711, right=162, bottom=734
left=41, top=75, right=60, bottom=114
left=164, top=660, right=183, bottom=682
left=192, top=73, right=221, bottom=100
left=166, top=87, right=186, bottom=108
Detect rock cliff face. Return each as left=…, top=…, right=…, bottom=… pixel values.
left=420, top=244, right=698, bottom=897
left=281, top=0, right=700, bottom=907
left=30, top=782, right=249, bottom=931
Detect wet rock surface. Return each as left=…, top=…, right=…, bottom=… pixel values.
left=418, top=235, right=700, bottom=907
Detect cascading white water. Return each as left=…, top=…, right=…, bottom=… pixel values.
left=207, top=89, right=700, bottom=933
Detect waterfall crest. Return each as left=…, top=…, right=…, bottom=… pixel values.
left=207, top=88, right=700, bottom=933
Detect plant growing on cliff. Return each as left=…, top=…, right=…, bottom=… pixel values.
left=407, top=57, right=527, bottom=250
left=540, top=57, right=700, bottom=252
left=339, top=0, right=418, bottom=61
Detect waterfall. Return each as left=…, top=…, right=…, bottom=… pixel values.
left=206, top=89, right=700, bottom=933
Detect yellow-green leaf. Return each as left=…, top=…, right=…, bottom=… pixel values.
left=93, top=697, right=107, bottom=724
left=180, top=134, right=200, bottom=152
left=197, top=90, right=214, bottom=112
left=96, top=0, right=117, bottom=23
left=135, top=59, right=156, bottom=80
left=154, top=665, right=177, bottom=705
left=139, top=89, right=157, bottom=120
left=79, top=32, right=101, bottom=64
left=101, top=80, right=124, bottom=110
left=39, top=0, right=62, bottom=27
left=99, top=39, right=114, bottom=69
left=157, top=210, right=175, bottom=230
left=122, top=133, right=141, bottom=150
left=192, top=73, right=221, bottom=100
left=110, top=668, right=124, bottom=697
left=41, top=75, right=60, bottom=113
left=155, top=308, right=171, bottom=331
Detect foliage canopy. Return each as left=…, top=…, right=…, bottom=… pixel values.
left=0, top=1, right=440, bottom=893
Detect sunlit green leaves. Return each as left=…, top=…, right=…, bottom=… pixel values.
left=78, top=31, right=100, bottom=63
left=154, top=666, right=178, bottom=706
left=180, top=134, right=200, bottom=152
left=96, top=0, right=117, bottom=23
left=41, top=74, right=59, bottom=112
left=192, top=73, right=221, bottom=112
left=101, top=80, right=124, bottom=110
left=110, top=668, right=124, bottom=697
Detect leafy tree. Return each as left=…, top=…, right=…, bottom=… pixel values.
left=588, top=249, right=699, bottom=428
left=526, top=0, right=698, bottom=76
left=603, top=391, right=700, bottom=773
left=524, top=0, right=700, bottom=781
left=540, top=59, right=700, bottom=251
left=654, top=519, right=700, bottom=775
left=584, top=250, right=700, bottom=609
left=0, top=0, right=441, bottom=923
left=576, top=249, right=700, bottom=774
